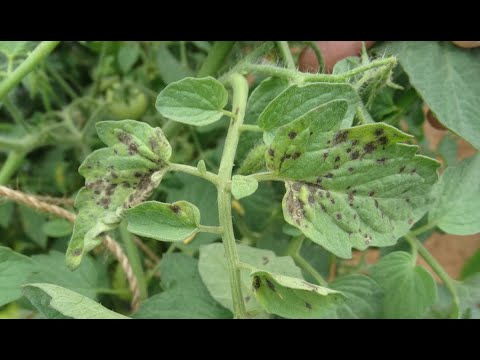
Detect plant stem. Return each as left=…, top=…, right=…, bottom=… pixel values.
left=276, top=41, right=296, bottom=70
left=239, top=124, right=263, bottom=133
left=217, top=73, right=249, bottom=319
left=0, top=151, right=27, bottom=185
left=287, top=236, right=328, bottom=286
left=119, top=221, right=148, bottom=300
left=410, top=222, right=437, bottom=236
left=168, top=163, right=219, bottom=185
left=248, top=171, right=281, bottom=182
left=304, top=56, right=397, bottom=82
left=179, top=41, right=188, bottom=68
left=404, top=233, right=460, bottom=319
left=305, top=41, right=325, bottom=73
left=46, top=63, right=79, bottom=99
left=197, top=41, right=235, bottom=78
left=198, top=225, right=224, bottom=234
left=0, top=41, right=60, bottom=102
left=244, top=64, right=304, bottom=82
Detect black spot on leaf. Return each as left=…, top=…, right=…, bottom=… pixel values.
left=346, top=148, right=352, bottom=153
left=134, top=172, right=142, bottom=178
left=305, top=302, right=312, bottom=310
left=364, top=142, right=376, bottom=154
left=378, top=136, right=388, bottom=145
left=351, top=139, right=359, bottom=146
left=268, top=148, right=275, bottom=157
left=262, top=256, right=269, bottom=265
left=323, top=152, right=329, bottom=159
left=333, top=130, right=348, bottom=145
left=348, top=167, right=354, bottom=172
left=325, top=173, right=333, bottom=178
left=288, top=131, right=297, bottom=140
left=399, top=166, right=406, bottom=173
left=374, top=128, right=384, bottom=137
left=351, top=151, right=360, bottom=160
left=253, top=276, right=261, bottom=290
left=336, top=213, right=342, bottom=221
left=72, top=249, right=82, bottom=257
left=335, top=156, right=341, bottom=162
left=266, top=278, right=276, bottom=292
left=369, top=191, right=375, bottom=197
left=374, top=199, right=379, bottom=208
left=292, top=152, right=301, bottom=160
left=169, top=204, right=181, bottom=214
left=377, top=158, right=386, bottom=165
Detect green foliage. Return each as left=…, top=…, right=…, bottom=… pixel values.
left=0, top=41, right=477, bottom=320
left=126, top=200, right=200, bottom=242
left=156, top=76, right=228, bottom=126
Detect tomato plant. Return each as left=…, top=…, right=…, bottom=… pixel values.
left=0, top=41, right=479, bottom=319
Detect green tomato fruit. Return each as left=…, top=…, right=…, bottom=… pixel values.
left=106, top=83, right=148, bottom=120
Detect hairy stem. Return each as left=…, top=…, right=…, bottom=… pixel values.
left=119, top=221, right=148, bottom=300
left=305, top=41, right=325, bottom=73
left=0, top=151, right=27, bottom=185
left=405, top=234, right=460, bottom=319
left=168, top=163, right=219, bottom=185
left=276, top=41, right=296, bottom=70
left=239, top=124, right=263, bottom=133
left=0, top=41, right=60, bottom=102
left=197, top=41, right=235, bottom=78
left=217, top=73, right=249, bottom=319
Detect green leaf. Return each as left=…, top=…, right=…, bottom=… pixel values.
left=371, top=252, right=437, bottom=318
left=457, top=273, right=480, bottom=319
left=429, top=154, right=480, bottom=235
left=437, top=133, right=459, bottom=167
left=134, top=254, right=231, bottom=319
left=461, top=249, right=480, bottom=280
left=268, top=100, right=439, bottom=258
left=166, top=174, right=219, bottom=251
left=42, top=219, right=73, bottom=238
left=117, top=42, right=140, bottom=74
left=231, top=175, right=258, bottom=200
left=0, top=201, right=14, bottom=228
left=28, top=251, right=108, bottom=300
left=67, top=120, right=171, bottom=270
left=257, top=82, right=361, bottom=134
left=381, top=41, right=480, bottom=149
left=0, top=246, right=36, bottom=306
left=329, top=274, right=384, bottom=319
left=155, top=76, right=228, bottom=126
left=199, top=243, right=302, bottom=314
left=125, top=200, right=200, bottom=242
left=251, top=270, right=344, bottom=319
left=18, top=205, right=48, bottom=248
left=156, top=43, right=194, bottom=85
left=23, top=283, right=129, bottom=319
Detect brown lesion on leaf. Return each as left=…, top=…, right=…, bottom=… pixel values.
left=169, top=204, right=181, bottom=214
left=351, top=150, right=360, bottom=160
left=399, top=166, right=406, bottom=173
left=411, top=169, right=417, bottom=175
left=335, top=156, right=341, bottom=162
left=374, top=199, right=379, bottom=208
left=268, top=148, right=275, bottom=157
left=346, top=148, right=352, bottom=153
left=292, top=151, right=301, bottom=160
left=364, top=142, right=377, bottom=154
left=288, top=131, right=297, bottom=140
left=323, top=152, right=329, bottom=160
left=262, top=256, right=269, bottom=265
left=336, top=213, right=342, bottom=221
left=325, top=173, right=333, bottom=179
left=376, top=157, right=386, bottom=165
left=369, top=191, right=375, bottom=197
left=377, top=136, right=388, bottom=146
left=374, top=128, right=384, bottom=137
left=149, top=137, right=159, bottom=152
left=265, top=278, right=276, bottom=292
left=252, top=276, right=261, bottom=290
left=72, top=248, right=82, bottom=257
left=333, top=130, right=349, bottom=145
left=348, top=167, right=354, bottom=172
left=408, top=219, right=414, bottom=225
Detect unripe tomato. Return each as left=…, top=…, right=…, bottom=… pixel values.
left=106, top=83, right=148, bottom=120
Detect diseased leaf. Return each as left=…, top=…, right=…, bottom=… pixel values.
left=134, top=254, right=231, bottom=319
left=67, top=120, right=171, bottom=270
left=0, top=246, right=36, bottom=306
left=329, top=274, right=384, bottom=319
left=371, top=251, right=437, bottom=319
left=257, top=82, right=361, bottom=134
left=23, top=283, right=129, bottom=319
left=125, top=200, right=200, bottom=242
left=251, top=270, right=345, bottom=319
left=199, top=243, right=302, bottom=314
left=381, top=41, right=480, bottom=149
left=267, top=100, right=439, bottom=258
left=231, top=175, right=258, bottom=200
left=155, top=76, right=228, bottom=126
left=429, top=154, right=480, bottom=235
